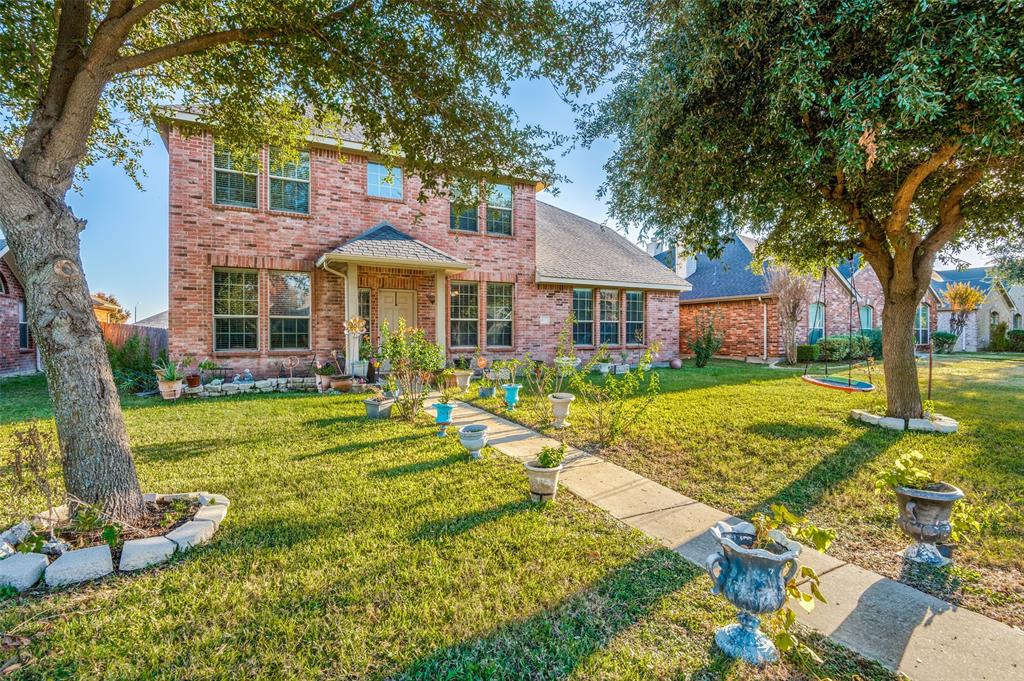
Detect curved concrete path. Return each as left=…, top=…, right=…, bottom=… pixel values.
left=451, top=400, right=1024, bottom=681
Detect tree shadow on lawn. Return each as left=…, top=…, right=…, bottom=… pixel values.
left=744, top=421, right=841, bottom=441
left=292, top=433, right=427, bottom=461
left=370, top=452, right=467, bottom=479
left=132, top=437, right=251, bottom=463
left=391, top=548, right=701, bottom=680
left=410, top=500, right=536, bottom=542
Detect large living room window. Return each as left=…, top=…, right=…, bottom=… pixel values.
left=572, top=288, right=594, bottom=346
left=269, top=148, right=310, bottom=214
left=486, top=283, right=513, bottom=347
left=213, top=269, right=259, bottom=351
left=213, top=144, right=258, bottom=208
left=625, top=291, right=644, bottom=345
left=449, top=188, right=479, bottom=232
left=486, top=184, right=513, bottom=236
left=269, top=271, right=311, bottom=350
left=367, top=162, right=403, bottom=200
left=599, top=289, right=620, bottom=345
left=450, top=281, right=479, bottom=348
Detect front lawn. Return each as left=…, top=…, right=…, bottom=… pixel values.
left=471, top=355, right=1024, bottom=627
left=0, top=376, right=891, bottom=679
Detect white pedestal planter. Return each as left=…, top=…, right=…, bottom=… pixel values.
left=547, top=393, right=576, bottom=429
left=524, top=462, right=564, bottom=502
left=458, top=424, right=489, bottom=460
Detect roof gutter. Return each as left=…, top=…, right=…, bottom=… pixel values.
left=680, top=293, right=776, bottom=304
left=535, top=273, right=690, bottom=292
left=317, top=252, right=470, bottom=274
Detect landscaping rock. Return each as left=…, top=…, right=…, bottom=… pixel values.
left=165, top=521, right=217, bottom=550
left=878, top=417, right=906, bottom=431
left=0, top=552, right=48, bottom=592
left=44, top=545, right=113, bottom=587
left=119, top=536, right=177, bottom=571
left=197, top=493, right=230, bottom=507
left=143, top=492, right=159, bottom=503
left=237, top=382, right=253, bottom=392
left=850, top=409, right=882, bottom=426
left=907, top=418, right=936, bottom=432
left=32, top=504, right=70, bottom=530
left=254, top=379, right=271, bottom=389
left=164, top=491, right=208, bottom=501
left=1, top=521, right=32, bottom=546
left=0, top=541, right=14, bottom=558
left=932, top=416, right=959, bottom=434
left=193, top=504, right=228, bottom=529
left=206, top=383, right=222, bottom=393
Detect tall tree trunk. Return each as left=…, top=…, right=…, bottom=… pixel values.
left=1, top=157, right=144, bottom=521
left=880, top=292, right=924, bottom=420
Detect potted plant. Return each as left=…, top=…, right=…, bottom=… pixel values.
left=382, top=376, right=401, bottom=399
left=153, top=357, right=184, bottom=400
left=477, top=374, right=495, bottom=398
left=352, top=334, right=372, bottom=378
left=197, top=358, right=218, bottom=385
left=614, top=350, right=630, bottom=374
left=705, top=506, right=833, bottom=665
left=594, top=348, right=612, bottom=375
left=432, top=387, right=459, bottom=436
left=503, top=382, right=522, bottom=410
left=874, top=450, right=965, bottom=566
left=331, top=375, right=355, bottom=392
left=313, top=363, right=336, bottom=393
left=452, top=356, right=473, bottom=390
left=363, top=386, right=395, bottom=419
left=547, top=392, right=576, bottom=429
left=458, top=424, right=489, bottom=460
left=524, top=443, right=566, bottom=502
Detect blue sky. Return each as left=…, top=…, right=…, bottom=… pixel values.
left=65, top=77, right=987, bottom=322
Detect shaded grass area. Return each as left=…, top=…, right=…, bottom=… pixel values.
left=469, top=355, right=1024, bottom=626
left=0, top=377, right=892, bottom=679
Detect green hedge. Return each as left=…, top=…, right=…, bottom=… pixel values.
left=796, top=344, right=820, bottom=362
left=989, top=322, right=1010, bottom=351
left=815, top=334, right=872, bottom=361
left=1008, top=330, right=1024, bottom=352
left=862, top=329, right=883, bottom=359
left=933, top=331, right=958, bottom=353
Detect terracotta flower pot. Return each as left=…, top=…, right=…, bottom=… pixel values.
left=186, top=374, right=201, bottom=388
left=157, top=379, right=183, bottom=400
left=331, top=376, right=354, bottom=392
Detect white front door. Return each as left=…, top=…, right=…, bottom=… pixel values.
left=379, top=289, right=417, bottom=334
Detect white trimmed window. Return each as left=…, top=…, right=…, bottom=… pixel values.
left=358, top=288, right=371, bottom=323
left=599, top=289, right=620, bottom=345
left=486, top=184, right=513, bottom=235
left=859, top=305, right=873, bottom=330
left=450, top=281, right=479, bottom=348
left=572, top=288, right=594, bottom=346
left=213, top=269, right=259, bottom=351
left=625, top=291, right=644, bottom=345
left=213, top=144, right=258, bottom=208
left=269, top=271, right=311, bottom=350
left=18, top=300, right=29, bottom=349
left=916, top=303, right=931, bottom=345
left=1015, top=313, right=1022, bottom=330
left=486, top=283, right=513, bottom=347
left=808, top=302, right=825, bottom=344
left=269, top=148, right=310, bottom=214
left=367, top=162, right=403, bottom=200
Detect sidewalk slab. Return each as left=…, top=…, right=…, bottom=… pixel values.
left=560, top=461, right=692, bottom=520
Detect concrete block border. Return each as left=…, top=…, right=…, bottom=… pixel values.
left=0, top=492, right=229, bottom=593
left=850, top=409, right=959, bottom=433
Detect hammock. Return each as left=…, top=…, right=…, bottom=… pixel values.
left=801, top=374, right=875, bottom=393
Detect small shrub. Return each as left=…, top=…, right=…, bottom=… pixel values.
left=379, top=319, right=445, bottom=421
left=569, top=346, right=660, bottom=446
left=537, top=443, right=566, bottom=469
left=989, top=322, right=1010, bottom=351
left=932, top=331, right=958, bottom=354
left=862, top=328, right=883, bottom=360
left=689, top=307, right=723, bottom=368
left=796, top=344, right=819, bottom=362
left=107, top=335, right=162, bottom=393
left=1007, top=330, right=1024, bottom=352
left=816, top=336, right=850, bottom=361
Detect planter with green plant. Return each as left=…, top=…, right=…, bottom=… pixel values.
left=874, top=450, right=966, bottom=566
left=477, top=374, right=495, bottom=398
left=153, top=357, right=184, bottom=400
left=614, top=350, right=630, bottom=374
left=313, top=363, right=336, bottom=393
left=432, top=386, right=459, bottom=436
left=196, top=358, right=218, bottom=386
left=524, top=443, right=567, bottom=502
left=593, top=347, right=612, bottom=375
left=706, top=505, right=834, bottom=666
left=184, top=356, right=202, bottom=388
left=363, top=386, right=395, bottom=419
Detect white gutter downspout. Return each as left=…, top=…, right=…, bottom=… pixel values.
left=758, top=296, right=768, bottom=361
left=320, top=258, right=349, bottom=369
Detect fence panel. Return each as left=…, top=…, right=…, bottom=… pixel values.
left=100, top=322, right=168, bottom=358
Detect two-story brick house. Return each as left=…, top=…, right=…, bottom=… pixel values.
left=0, top=237, right=39, bottom=377
left=159, top=110, right=687, bottom=375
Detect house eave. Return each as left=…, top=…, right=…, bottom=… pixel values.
left=317, top=252, right=470, bottom=274
left=535, top=273, right=690, bottom=292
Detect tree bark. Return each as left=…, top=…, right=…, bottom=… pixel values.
left=879, top=287, right=924, bottom=420
left=0, top=156, right=144, bottom=521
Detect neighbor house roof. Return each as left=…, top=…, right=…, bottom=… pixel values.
left=318, top=222, right=469, bottom=271
left=933, top=267, right=995, bottom=297
left=136, top=310, right=169, bottom=329
left=534, top=202, right=689, bottom=291
left=679, top=237, right=771, bottom=301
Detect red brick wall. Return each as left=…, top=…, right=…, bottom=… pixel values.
left=166, top=127, right=678, bottom=373
left=853, top=267, right=940, bottom=335
left=0, top=258, right=36, bottom=376
left=679, top=298, right=781, bottom=360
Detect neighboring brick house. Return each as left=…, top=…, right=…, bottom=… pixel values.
left=653, top=237, right=940, bottom=361
left=933, top=268, right=1021, bottom=351
left=0, top=238, right=39, bottom=377
left=158, top=110, right=688, bottom=375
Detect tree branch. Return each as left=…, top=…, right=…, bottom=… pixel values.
left=885, top=142, right=960, bottom=236
left=917, top=165, right=986, bottom=262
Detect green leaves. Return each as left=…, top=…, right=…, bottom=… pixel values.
left=874, top=449, right=934, bottom=492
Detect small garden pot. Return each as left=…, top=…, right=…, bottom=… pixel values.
left=351, top=360, right=369, bottom=378
left=363, top=398, right=394, bottom=419
left=503, top=383, right=522, bottom=410
left=316, top=374, right=333, bottom=393
left=478, top=385, right=495, bottom=399
left=454, top=369, right=473, bottom=390
left=433, top=402, right=454, bottom=437
left=614, top=363, right=630, bottom=375
left=185, top=374, right=201, bottom=388
left=157, top=379, right=183, bottom=400
left=524, top=461, right=563, bottom=502
left=669, top=358, right=683, bottom=369
left=596, top=362, right=611, bottom=375
left=331, top=376, right=354, bottom=392
left=458, top=424, right=489, bottom=459
left=706, top=520, right=801, bottom=666
left=894, top=482, right=964, bottom=566
left=547, top=393, right=576, bottom=429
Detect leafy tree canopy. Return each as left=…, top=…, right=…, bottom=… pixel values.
left=587, top=0, right=1024, bottom=275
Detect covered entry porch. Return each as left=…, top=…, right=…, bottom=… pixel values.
left=316, top=222, right=469, bottom=373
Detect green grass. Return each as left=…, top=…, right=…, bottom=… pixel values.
left=471, top=354, right=1024, bottom=627
left=0, top=377, right=892, bottom=679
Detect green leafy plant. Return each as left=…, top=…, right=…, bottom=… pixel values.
left=0, top=584, right=18, bottom=601
left=688, top=307, right=723, bottom=368
left=101, top=523, right=122, bottom=549
left=537, top=443, right=566, bottom=469
left=989, top=322, right=1010, bottom=351
left=72, top=505, right=105, bottom=533
left=379, top=319, right=445, bottom=421
left=932, top=331, right=958, bottom=354
left=107, top=334, right=162, bottom=393
left=795, top=344, right=820, bottom=363
left=153, top=357, right=184, bottom=382
left=1007, top=330, right=1024, bottom=352
left=17, top=533, right=44, bottom=554
left=569, top=346, right=661, bottom=446
left=874, top=450, right=934, bottom=492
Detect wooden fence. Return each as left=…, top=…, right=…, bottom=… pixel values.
left=100, top=322, right=168, bottom=358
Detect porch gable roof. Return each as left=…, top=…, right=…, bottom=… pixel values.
left=317, top=222, right=469, bottom=272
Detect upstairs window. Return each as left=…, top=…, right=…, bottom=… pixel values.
left=213, top=269, right=259, bottom=351
left=213, top=144, right=258, bottom=208
left=367, top=162, right=403, bottom=200
left=625, top=291, right=645, bottom=345
left=449, top=187, right=479, bottom=232
left=808, top=302, right=825, bottom=344
left=269, top=271, right=311, bottom=350
left=450, top=281, right=479, bottom=348
left=269, top=148, right=310, bottom=214
left=486, top=184, right=513, bottom=236
left=572, top=288, right=594, bottom=346
left=599, top=290, right=620, bottom=345
left=18, top=300, right=30, bottom=349
left=486, top=283, right=513, bottom=347
left=0, top=273, right=7, bottom=294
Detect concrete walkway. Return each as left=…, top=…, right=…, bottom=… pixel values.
left=450, top=400, right=1024, bottom=681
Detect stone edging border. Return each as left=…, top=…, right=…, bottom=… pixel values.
left=850, top=409, right=958, bottom=433
left=0, top=492, right=229, bottom=593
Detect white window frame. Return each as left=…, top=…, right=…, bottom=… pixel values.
left=485, top=183, right=513, bottom=236
left=367, top=162, right=404, bottom=200
left=808, top=302, right=825, bottom=343
left=485, top=282, right=514, bottom=348
left=212, top=268, right=260, bottom=352
left=268, top=148, right=311, bottom=214
left=599, top=289, right=620, bottom=346
left=915, top=303, right=931, bottom=345
left=450, top=281, right=479, bottom=349
left=212, top=143, right=258, bottom=208
left=625, top=290, right=645, bottom=346
left=18, top=300, right=29, bottom=349
left=268, top=271, right=312, bottom=350
left=572, top=288, right=594, bottom=347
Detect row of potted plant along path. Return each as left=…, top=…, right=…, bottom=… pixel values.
left=0, top=492, right=229, bottom=595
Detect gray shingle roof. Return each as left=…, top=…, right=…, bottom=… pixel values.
left=535, top=202, right=688, bottom=290
left=136, top=310, right=169, bottom=329
left=325, top=222, right=467, bottom=268
left=934, top=267, right=994, bottom=297
left=679, top=236, right=770, bottom=301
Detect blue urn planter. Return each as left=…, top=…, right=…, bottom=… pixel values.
left=478, top=385, right=496, bottom=399
left=706, top=520, right=801, bottom=665
left=895, top=482, right=964, bottom=566
left=433, top=402, right=454, bottom=437
left=503, top=384, right=522, bottom=410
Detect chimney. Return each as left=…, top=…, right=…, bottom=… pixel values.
left=645, top=240, right=662, bottom=256
left=680, top=253, right=697, bottom=279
